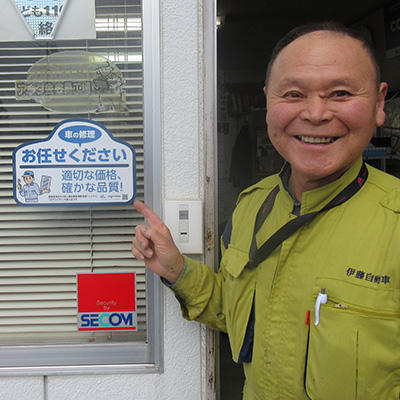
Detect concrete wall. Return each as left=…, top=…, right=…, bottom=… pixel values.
left=0, top=1, right=210, bottom=399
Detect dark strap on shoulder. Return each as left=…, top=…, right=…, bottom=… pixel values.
left=246, top=163, right=368, bottom=269
left=248, top=185, right=280, bottom=261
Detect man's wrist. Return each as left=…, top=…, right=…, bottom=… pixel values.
left=161, top=255, right=185, bottom=287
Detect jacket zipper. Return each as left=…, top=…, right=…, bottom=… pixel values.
left=303, top=326, right=312, bottom=400
left=326, top=297, right=400, bottom=319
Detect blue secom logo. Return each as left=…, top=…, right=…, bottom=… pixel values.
left=78, top=311, right=136, bottom=330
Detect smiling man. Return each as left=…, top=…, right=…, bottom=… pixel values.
left=132, top=22, right=400, bottom=400
left=265, top=27, right=387, bottom=201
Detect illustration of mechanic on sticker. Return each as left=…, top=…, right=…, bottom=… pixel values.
left=17, top=170, right=51, bottom=203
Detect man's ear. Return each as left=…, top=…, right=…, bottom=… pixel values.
left=263, top=86, right=268, bottom=97
left=376, top=82, right=388, bottom=127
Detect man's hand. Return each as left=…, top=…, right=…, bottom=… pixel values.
left=132, top=200, right=184, bottom=284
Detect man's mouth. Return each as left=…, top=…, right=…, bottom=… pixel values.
left=296, top=136, right=338, bottom=144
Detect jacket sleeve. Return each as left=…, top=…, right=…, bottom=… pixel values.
left=171, top=253, right=227, bottom=332
left=167, top=215, right=234, bottom=332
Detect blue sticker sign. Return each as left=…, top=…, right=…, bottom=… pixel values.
left=13, top=119, right=136, bottom=206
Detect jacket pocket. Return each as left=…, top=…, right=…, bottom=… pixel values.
left=305, top=277, right=400, bottom=400
left=221, top=246, right=256, bottom=362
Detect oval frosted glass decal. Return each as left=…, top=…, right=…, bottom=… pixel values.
left=15, top=51, right=127, bottom=113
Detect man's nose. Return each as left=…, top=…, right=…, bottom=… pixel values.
left=300, top=96, right=333, bottom=124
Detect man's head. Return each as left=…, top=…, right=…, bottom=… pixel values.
left=265, top=21, right=381, bottom=87
left=263, top=22, right=388, bottom=197
left=22, top=171, right=34, bottom=185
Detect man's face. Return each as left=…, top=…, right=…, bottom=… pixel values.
left=265, top=31, right=387, bottom=192
left=23, top=175, right=34, bottom=185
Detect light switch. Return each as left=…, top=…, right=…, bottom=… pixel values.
left=164, top=199, right=203, bottom=254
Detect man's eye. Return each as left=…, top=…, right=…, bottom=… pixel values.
left=332, top=90, right=351, bottom=97
left=284, top=91, right=301, bottom=98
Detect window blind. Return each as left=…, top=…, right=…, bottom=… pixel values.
left=0, top=0, right=146, bottom=347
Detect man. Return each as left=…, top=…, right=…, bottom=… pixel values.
left=17, top=170, right=49, bottom=202
left=132, top=22, right=400, bottom=399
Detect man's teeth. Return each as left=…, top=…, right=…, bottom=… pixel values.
left=298, top=136, right=335, bottom=144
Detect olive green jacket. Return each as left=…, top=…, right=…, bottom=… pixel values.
left=172, top=158, right=400, bottom=399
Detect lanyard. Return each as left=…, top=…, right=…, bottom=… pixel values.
left=246, top=163, right=368, bottom=269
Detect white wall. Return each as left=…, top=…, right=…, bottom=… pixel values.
left=0, top=1, right=210, bottom=399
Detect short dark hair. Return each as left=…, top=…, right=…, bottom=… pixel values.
left=265, top=21, right=380, bottom=86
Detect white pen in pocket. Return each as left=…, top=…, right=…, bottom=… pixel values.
left=314, top=288, right=327, bottom=326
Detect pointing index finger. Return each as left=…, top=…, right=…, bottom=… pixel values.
left=134, top=200, right=164, bottom=227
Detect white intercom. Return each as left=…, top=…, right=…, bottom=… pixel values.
left=164, top=200, right=203, bottom=254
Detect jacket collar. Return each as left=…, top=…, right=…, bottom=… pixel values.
left=279, top=157, right=364, bottom=215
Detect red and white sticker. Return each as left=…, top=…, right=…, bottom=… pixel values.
left=77, top=273, right=137, bottom=331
